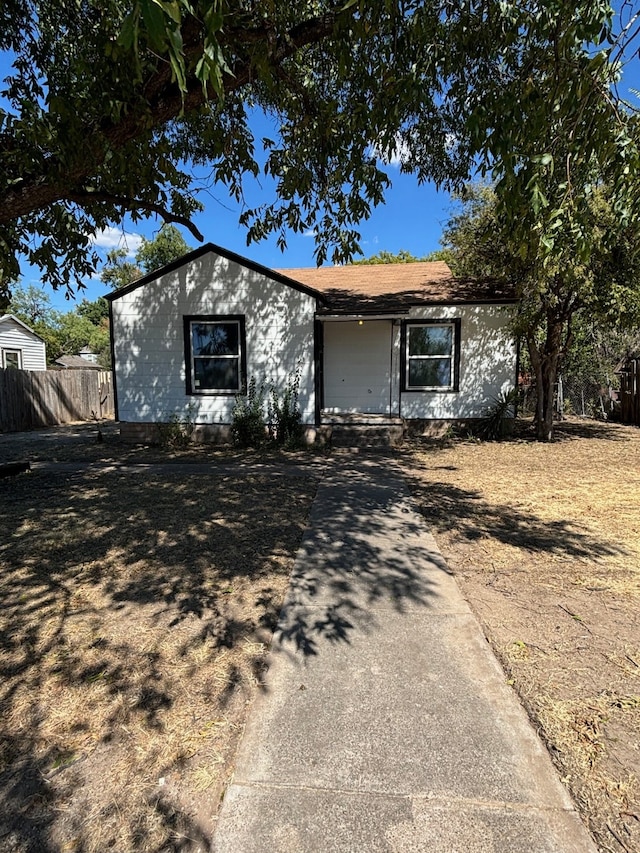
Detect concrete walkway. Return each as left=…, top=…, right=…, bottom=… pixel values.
left=212, top=456, right=597, bottom=853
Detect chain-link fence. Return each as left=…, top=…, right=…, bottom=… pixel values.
left=519, top=375, right=617, bottom=420
left=558, top=375, right=616, bottom=418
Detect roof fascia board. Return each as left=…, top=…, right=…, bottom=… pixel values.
left=104, top=242, right=328, bottom=306
left=408, top=298, right=519, bottom=306
left=317, top=312, right=410, bottom=321
left=317, top=299, right=517, bottom=314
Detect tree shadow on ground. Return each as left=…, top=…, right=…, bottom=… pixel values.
left=271, top=460, right=456, bottom=659
left=0, top=466, right=316, bottom=853
left=550, top=418, right=638, bottom=442
left=514, top=417, right=637, bottom=443
left=404, top=473, right=628, bottom=561
left=271, top=456, right=626, bottom=663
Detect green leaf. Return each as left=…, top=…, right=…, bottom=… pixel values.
left=152, top=0, right=182, bottom=25
left=117, top=10, right=139, bottom=50
left=141, top=0, right=169, bottom=50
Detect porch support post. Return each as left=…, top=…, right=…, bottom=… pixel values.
left=313, top=318, right=324, bottom=425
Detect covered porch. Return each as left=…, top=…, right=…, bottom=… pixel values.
left=316, top=316, right=404, bottom=446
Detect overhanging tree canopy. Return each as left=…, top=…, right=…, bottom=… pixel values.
left=1, top=1, right=639, bottom=304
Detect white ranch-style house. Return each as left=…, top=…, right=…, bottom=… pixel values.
left=107, top=243, right=517, bottom=443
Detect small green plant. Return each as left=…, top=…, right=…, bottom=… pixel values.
left=442, top=424, right=457, bottom=440
left=231, top=377, right=267, bottom=448
left=157, top=404, right=196, bottom=449
left=476, top=388, right=518, bottom=440
left=268, top=365, right=303, bottom=448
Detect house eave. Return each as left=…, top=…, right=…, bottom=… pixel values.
left=317, top=312, right=410, bottom=321
left=316, top=298, right=518, bottom=319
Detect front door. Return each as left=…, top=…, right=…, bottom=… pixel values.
left=322, top=320, right=392, bottom=414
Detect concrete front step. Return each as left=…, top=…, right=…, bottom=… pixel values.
left=320, top=413, right=406, bottom=447
left=331, top=424, right=404, bottom=447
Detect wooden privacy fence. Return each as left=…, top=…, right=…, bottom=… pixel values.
left=0, top=368, right=114, bottom=432
left=618, top=358, right=640, bottom=426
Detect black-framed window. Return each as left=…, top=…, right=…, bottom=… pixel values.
left=402, top=320, right=460, bottom=391
left=184, top=315, right=246, bottom=395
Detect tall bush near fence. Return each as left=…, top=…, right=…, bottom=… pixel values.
left=0, top=368, right=114, bottom=432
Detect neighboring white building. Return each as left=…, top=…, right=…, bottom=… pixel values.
left=107, top=244, right=517, bottom=443
left=78, top=345, right=99, bottom=364
left=0, top=314, right=47, bottom=371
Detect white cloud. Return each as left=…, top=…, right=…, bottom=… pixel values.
left=91, top=226, right=143, bottom=257
left=371, top=135, right=412, bottom=168
left=384, top=143, right=411, bottom=167
left=303, top=229, right=317, bottom=238
left=444, top=132, right=458, bottom=152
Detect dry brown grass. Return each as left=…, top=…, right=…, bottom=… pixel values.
left=403, top=417, right=640, bottom=853
left=0, top=456, right=318, bottom=852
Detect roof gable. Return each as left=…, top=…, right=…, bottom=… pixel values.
left=0, top=314, right=46, bottom=342
left=104, top=242, right=326, bottom=303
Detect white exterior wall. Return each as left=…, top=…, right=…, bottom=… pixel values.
left=111, top=251, right=317, bottom=424
left=0, top=318, right=47, bottom=370
left=400, top=304, right=516, bottom=419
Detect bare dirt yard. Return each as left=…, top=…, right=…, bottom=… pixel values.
left=0, top=424, right=319, bottom=852
left=402, top=418, right=640, bottom=853
left=2, top=418, right=639, bottom=853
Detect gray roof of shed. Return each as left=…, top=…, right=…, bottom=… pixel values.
left=55, top=355, right=102, bottom=370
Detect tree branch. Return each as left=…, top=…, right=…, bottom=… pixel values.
left=0, top=12, right=343, bottom=226
left=65, top=190, right=205, bottom=242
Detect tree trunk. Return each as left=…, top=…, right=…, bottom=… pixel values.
left=527, top=317, right=565, bottom=441
left=538, top=361, right=557, bottom=441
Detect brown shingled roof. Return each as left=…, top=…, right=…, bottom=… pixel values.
left=276, top=262, right=515, bottom=313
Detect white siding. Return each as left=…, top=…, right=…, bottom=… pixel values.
left=111, top=251, right=317, bottom=425
left=0, top=318, right=47, bottom=370
left=399, top=304, right=516, bottom=419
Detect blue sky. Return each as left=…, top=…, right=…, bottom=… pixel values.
left=5, top=4, right=640, bottom=312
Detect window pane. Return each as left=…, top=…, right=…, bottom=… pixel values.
left=4, top=351, right=21, bottom=369
left=194, top=358, right=239, bottom=390
left=409, top=358, right=451, bottom=387
left=192, top=322, right=239, bottom=356
left=409, top=325, right=452, bottom=356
